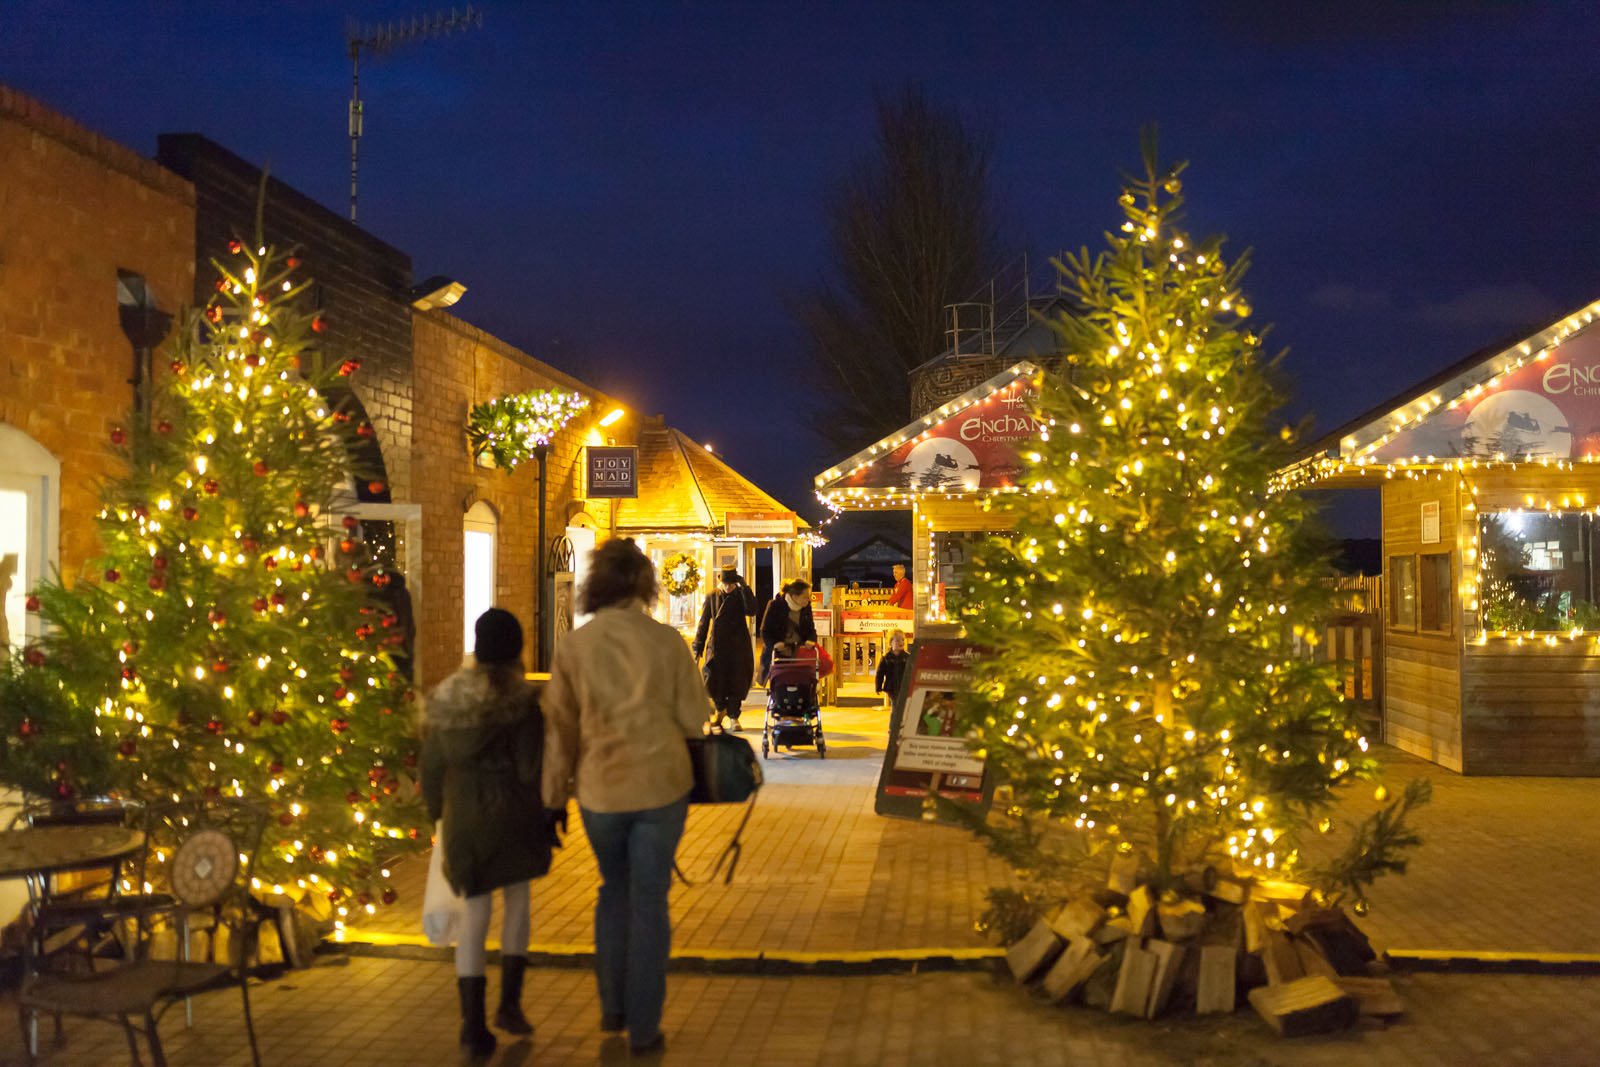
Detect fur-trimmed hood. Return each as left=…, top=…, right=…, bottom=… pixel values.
left=424, top=664, right=536, bottom=732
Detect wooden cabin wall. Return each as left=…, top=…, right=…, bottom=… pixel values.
left=1380, top=474, right=1464, bottom=770
left=1459, top=468, right=1600, bottom=775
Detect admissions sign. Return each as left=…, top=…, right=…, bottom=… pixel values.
left=585, top=446, right=637, bottom=498
left=835, top=378, right=1041, bottom=492
left=1367, top=322, right=1600, bottom=464
left=840, top=607, right=914, bottom=633
left=875, top=639, right=994, bottom=823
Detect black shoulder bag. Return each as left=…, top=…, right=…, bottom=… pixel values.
left=676, top=726, right=762, bottom=885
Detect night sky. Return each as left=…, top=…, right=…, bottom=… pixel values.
left=7, top=2, right=1598, bottom=547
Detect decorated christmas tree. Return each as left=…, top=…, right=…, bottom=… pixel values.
left=956, top=137, right=1423, bottom=919
left=0, top=233, right=427, bottom=917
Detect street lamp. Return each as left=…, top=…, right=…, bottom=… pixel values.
left=467, top=389, right=590, bottom=670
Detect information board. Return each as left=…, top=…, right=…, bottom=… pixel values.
left=874, top=638, right=995, bottom=823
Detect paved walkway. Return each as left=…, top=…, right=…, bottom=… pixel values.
left=5, top=953, right=1597, bottom=1066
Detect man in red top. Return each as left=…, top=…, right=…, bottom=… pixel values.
left=887, top=563, right=913, bottom=610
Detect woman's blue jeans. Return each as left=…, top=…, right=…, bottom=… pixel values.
left=580, top=793, right=689, bottom=1047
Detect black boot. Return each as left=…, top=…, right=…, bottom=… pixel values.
left=494, top=955, right=532, bottom=1034
left=457, top=976, right=497, bottom=1058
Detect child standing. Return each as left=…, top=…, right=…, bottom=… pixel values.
left=875, top=629, right=909, bottom=708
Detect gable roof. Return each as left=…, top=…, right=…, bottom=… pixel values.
left=1281, top=298, right=1600, bottom=487
left=614, top=425, right=807, bottom=535
left=814, top=361, right=1043, bottom=507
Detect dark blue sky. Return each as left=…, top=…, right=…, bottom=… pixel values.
left=7, top=2, right=1598, bottom=543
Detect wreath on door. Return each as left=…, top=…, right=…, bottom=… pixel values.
left=661, top=553, right=701, bottom=598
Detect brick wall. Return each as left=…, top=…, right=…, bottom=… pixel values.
left=411, top=310, right=627, bottom=686
left=155, top=135, right=415, bottom=502
left=0, top=85, right=195, bottom=575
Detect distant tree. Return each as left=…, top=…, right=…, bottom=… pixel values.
left=796, top=86, right=1005, bottom=452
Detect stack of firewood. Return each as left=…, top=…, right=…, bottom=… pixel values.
left=1004, top=857, right=1403, bottom=1036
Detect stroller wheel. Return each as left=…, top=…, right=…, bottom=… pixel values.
left=817, top=739, right=826, bottom=759
left=761, top=739, right=768, bottom=760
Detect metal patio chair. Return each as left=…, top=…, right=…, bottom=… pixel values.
left=17, top=797, right=269, bottom=1067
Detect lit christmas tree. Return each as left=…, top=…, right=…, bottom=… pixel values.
left=957, top=138, right=1421, bottom=909
left=2, top=235, right=426, bottom=916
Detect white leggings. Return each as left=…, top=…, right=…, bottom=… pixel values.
left=455, top=881, right=531, bottom=976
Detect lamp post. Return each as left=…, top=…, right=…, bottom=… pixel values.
left=467, top=389, right=590, bottom=672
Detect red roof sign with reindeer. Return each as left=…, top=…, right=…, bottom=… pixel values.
left=815, top=362, right=1044, bottom=503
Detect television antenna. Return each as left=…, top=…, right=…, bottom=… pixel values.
left=346, top=5, right=483, bottom=222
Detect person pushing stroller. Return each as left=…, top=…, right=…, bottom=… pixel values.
left=759, top=578, right=816, bottom=685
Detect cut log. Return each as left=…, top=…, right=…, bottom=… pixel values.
left=1252, top=878, right=1314, bottom=906
left=1107, top=853, right=1140, bottom=897
left=1195, top=944, right=1237, bottom=1014
left=1248, top=976, right=1358, bottom=1037
left=1126, top=886, right=1157, bottom=938
left=1049, top=899, right=1106, bottom=940
left=1110, top=943, right=1158, bottom=1016
left=1158, top=898, right=1208, bottom=941
left=1040, top=936, right=1103, bottom=1003
left=1006, top=918, right=1063, bottom=983
left=1206, top=874, right=1248, bottom=905
left=1302, top=914, right=1377, bottom=976
left=1335, top=976, right=1405, bottom=1019
left=1292, top=937, right=1338, bottom=978
left=1242, top=900, right=1269, bottom=954
left=1082, top=943, right=1124, bottom=1009
left=1094, top=914, right=1135, bottom=945
left=1260, top=928, right=1304, bottom=986
left=1144, top=939, right=1186, bottom=1018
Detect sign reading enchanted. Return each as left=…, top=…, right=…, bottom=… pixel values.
left=586, top=446, right=637, bottom=498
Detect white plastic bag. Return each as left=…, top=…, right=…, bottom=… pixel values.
left=421, top=820, right=464, bottom=946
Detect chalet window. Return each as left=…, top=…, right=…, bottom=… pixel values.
left=1388, top=555, right=1417, bottom=630
left=1418, top=552, right=1452, bottom=633
left=1479, top=511, right=1600, bottom=631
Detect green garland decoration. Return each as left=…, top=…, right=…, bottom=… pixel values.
left=467, top=389, right=590, bottom=471
left=661, top=553, right=701, bottom=598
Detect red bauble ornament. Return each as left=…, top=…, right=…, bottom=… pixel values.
left=214, top=279, right=229, bottom=292
left=121, top=641, right=136, bottom=655
left=247, top=709, right=263, bottom=726
left=147, top=575, right=166, bottom=592
left=109, top=427, right=126, bottom=445
left=152, top=555, right=168, bottom=570
left=372, top=572, right=391, bottom=589
left=228, top=239, right=242, bottom=253
left=182, top=507, right=198, bottom=521
left=263, top=557, right=278, bottom=571
left=253, top=597, right=268, bottom=613
left=339, top=360, right=359, bottom=376
left=381, top=614, right=397, bottom=629
left=54, top=781, right=75, bottom=800
left=334, top=411, right=351, bottom=423
left=253, top=460, right=269, bottom=476
left=293, top=502, right=310, bottom=518
left=346, top=569, right=363, bottom=583
left=22, top=650, right=44, bottom=667
left=331, top=718, right=349, bottom=734
left=18, top=718, right=37, bottom=737
left=312, top=316, right=327, bottom=333
left=369, top=767, right=387, bottom=782
left=211, top=660, right=228, bottom=674
left=156, top=420, right=173, bottom=435
left=271, top=710, right=289, bottom=725
left=244, top=352, right=262, bottom=368
left=205, top=305, right=222, bottom=323
left=24, top=595, right=40, bottom=612
left=380, top=706, right=394, bottom=716
left=339, top=539, right=357, bottom=554
left=170, top=359, right=186, bottom=377
left=342, top=516, right=359, bottom=532
left=291, top=560, right=303, bottom=572
left=268, top=760, right=283, bottom=774
left=278, top=812, right=293, bottom=826
left=367, top=480, right=385, bottom=494
left=356, top=891, right=372, bottom=906
left=241, top=537, right=258, bottom=553
left=340, top=667, right=355, bottom=682
left=333, top=686, right=348, bottom=700
left=327, top=889, right=340, bottom=902
left=310, top=545, right=324, bottom=561
left=118, top=739, right=137, bottom=757
left=346, top=791, right=361, bottom=805
left=355, top=624, right=374, bottom=640
left=355, top=423, right=374, bottom=437
left=208, top=609, right=227, bottom=625
left=205, top=719, right=223, bottom=734
left=270, top=592, right=286, bottom=607
left=203, top=479, right=219, bottom=495
left=120, top=666, right=136, bottom=681
left=203, top=786, right=220, bottom=799
left=287, top=256, right=300, bottom=268
left=104, top=568, right=120, bottom=582
left=382, top=888, right=397, bottom=906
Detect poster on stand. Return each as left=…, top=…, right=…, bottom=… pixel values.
left=875, top=638, right=994, bottom=823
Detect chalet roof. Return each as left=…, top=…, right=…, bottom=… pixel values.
left=1279, top=298, right=1600, bottom=487
left=614, top=424, right=807, bottom=535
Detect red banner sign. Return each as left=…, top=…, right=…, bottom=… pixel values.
left=837, top=380, right=1040, bottom=491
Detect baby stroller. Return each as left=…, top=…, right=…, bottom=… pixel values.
left=763, top=654, right=825, bottom=759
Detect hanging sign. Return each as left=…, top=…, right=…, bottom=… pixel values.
left=585, top=447, right=637, bottom=498
left=725, top=510, right=797, bottom=538
left=840, top=607, right=915, bottom=633
left=1421, top=501, right=1441, bottom=544
left=875, top=639, right=994, bottom=823
left=835, top=379, right=1041, bottom=492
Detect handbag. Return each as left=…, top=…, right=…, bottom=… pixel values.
left=677, top=728, right=762, bottom=885
left=420, top=819, right=464, bottom=946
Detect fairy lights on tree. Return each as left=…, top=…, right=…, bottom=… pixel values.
left=2, top=235, right=426, bottom=917
left=957, top=135, right=1423, bottom=901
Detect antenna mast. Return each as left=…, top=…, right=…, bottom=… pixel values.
left=346, top=5, right=483, bottom=222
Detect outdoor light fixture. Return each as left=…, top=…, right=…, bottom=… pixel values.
left=599, top=407, right=625, bottom=428
left=410, top=275, right=466, bottom=310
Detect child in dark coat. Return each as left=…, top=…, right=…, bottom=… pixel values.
left=875, top=629, right=910, bottom=707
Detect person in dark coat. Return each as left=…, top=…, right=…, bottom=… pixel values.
left=875, top=628, right=910, bottom=708
left=759, top=579, right=817, bottom=685
left=423, top=608, right=559, bottom=1058
left=692, top=568, right=758, bottom=729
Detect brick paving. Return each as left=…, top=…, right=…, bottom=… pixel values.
left=4, top=952, right=1599, bottom=1066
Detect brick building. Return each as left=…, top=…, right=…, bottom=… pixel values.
left=0, top=87, right=194, bottom=654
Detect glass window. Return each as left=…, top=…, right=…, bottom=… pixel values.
left=1418, top=552, right=1451, bottom=633
left=1389, top=555, right=1417, bottom=629
left=1480, top=511, right=1600, bottom=631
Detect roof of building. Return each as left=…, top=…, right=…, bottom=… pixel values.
left=614, top=422, right=807, bottom=535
